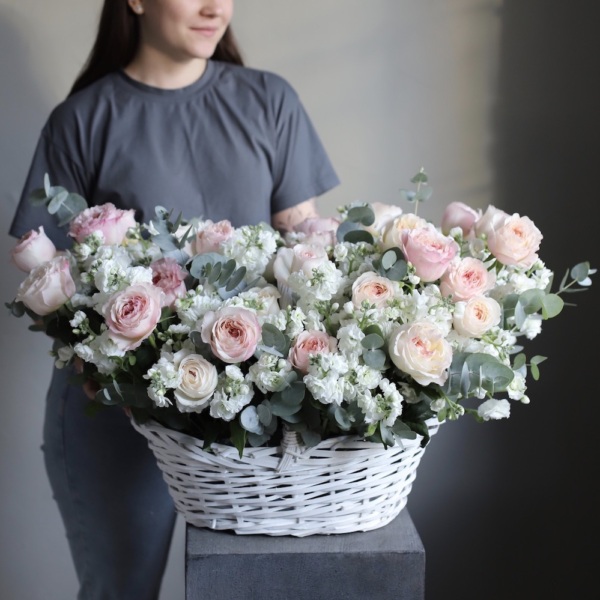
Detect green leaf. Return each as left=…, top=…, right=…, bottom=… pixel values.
left=225, top=266, right=247, bottom=292
left=517, top=289, right=544, bottom=315
left=570, top=262, right=591, bottom=283
left=256, top=401, right=273, bottom=426
left=410, top=169, right=429, bottom=184
left=383, top=260, right=408, bottom=281
left=261, top=323, right=288, bottom=355
left=240, top=406, right=264, bottom=434
left=361, top=333, right=384, bottom=350
left=47, top=190, right=69, bottom=214
left=541, top=293, right=564, bottom=319
left=207, top=261, right=222, bottom=285
left=230, top=420, right=247, bottom=458
left=343, top=229, right=374, bottom=245
left=336, top=220, right=361, bottom=243
left=379, top=423, right=396, bottom=448
left=333, top=406, right=352, bottom=430
left=381, top=250, right=398, bottom=270
left=362, top=348, right=387, bottom=370
left=513, top=353, right=527, bottom=370
left=28, top=187, right=48, bottom=207
left=347, top=205, right=375, bottom=226
left=216, top=259, right=236, bottom=286
left=300, top=430, right=321, bottom=447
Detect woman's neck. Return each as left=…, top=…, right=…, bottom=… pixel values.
left=124, top=47, right=207, bottom=89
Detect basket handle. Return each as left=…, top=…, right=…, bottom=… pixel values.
left=276, top=428, right=304, bottom=473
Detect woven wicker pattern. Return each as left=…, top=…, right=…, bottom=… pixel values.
left=132, top=418, right=440, bottom=536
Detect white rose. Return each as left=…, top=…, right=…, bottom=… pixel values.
left=388, top=321, right=452, bottom=386
left=174, top=354, right=218, bottom=413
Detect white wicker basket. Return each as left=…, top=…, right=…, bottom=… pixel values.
left=131, top=418, right=440, bottom=537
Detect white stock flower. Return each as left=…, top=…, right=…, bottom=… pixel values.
left=507, top=371, right=529, bottom=403
left=248, top=354, right=292, bottom=393
left=209, top=366, right=254, bottom=421
left=477, top=398, right=511, bottom=420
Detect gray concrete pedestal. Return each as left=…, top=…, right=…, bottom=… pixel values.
left=185, top=509, right=425, bottom=600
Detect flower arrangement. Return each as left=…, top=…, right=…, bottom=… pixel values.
left=7, top=170, right=594, bottom=456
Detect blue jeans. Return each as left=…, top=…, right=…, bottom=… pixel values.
left=42, top=366, right=177, bottom=599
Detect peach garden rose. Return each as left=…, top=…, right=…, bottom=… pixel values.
left=351, top=272, right=396, bottom=309
left=289, top=330, right=338, bottom=374
left=69, top=202, right=136, bottom=245
left=440, top=257, right=496, bottom=302
left=10, top=226, right=57, bottom=272
left=16, top=255, right=76, bottom=315
left=388, top=321, right=453, bottom=387
left=102, top=283, right=164, bottom=351
left=401, top=224, right=459, bottom=282
left=200, top=306, right=262, bottom=363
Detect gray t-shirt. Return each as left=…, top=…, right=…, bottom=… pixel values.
left=10, top=60, right=340, bottom=248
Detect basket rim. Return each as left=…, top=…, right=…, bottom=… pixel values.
left=131, top=415, right=441, bottom=457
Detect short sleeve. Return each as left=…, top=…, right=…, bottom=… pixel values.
left=9, top=128, right=89, bottom=249
left=270, top=81, right=340, bottom=214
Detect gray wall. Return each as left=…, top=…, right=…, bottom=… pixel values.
left=1, top=1, right=596, bottom=599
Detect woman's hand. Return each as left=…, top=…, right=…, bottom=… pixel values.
left=73, top=356, right=100, bottom=400
left=271, top=198, right=319, bottom=234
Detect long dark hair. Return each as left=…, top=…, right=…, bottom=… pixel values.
left=68, top=2, right=244, bottom=97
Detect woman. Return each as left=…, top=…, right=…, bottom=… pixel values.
left=9, top=1, right=339, bottom=598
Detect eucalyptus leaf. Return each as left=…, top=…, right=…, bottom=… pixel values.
left=230, top=420, right=247, bottom=458
left=541, top=293, right=564, bottom=319
left=217, top=259, right=236, bottom=286
left=261, top=323, right=288, bottom=355
left=29, top=187, right=49, bottom=206
left=225, top=266, right=247, bottom=291
left=410, top=170, right=429, bottom=184
left=334, top=406, right=352, bottom=430
left=336, top=220, right=361, bottom=243
left=381, top=250, right=398, bottom=270
left=361, top=333, right=385, bottom=350
left=256, top=401, right=273, bottom=426
left=347, top=205, right=375, bottom=226
left=300, top=430, right=321, bottom=447
left=343, top=229, right=374, bottom=245
left=47, top=190, right=69, bottom=214
left=383, top=260, right=408, bottom=281
left=362, top=348, right=387, bottom=370
left=240, top=406, right=264, bottom=434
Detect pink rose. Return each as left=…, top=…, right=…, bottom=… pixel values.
left=200, top=307, right=261, bottom=363
left=16, top=255, right=76, bottom=315
left=103, top=283, right=163, bottom=351
left=289, top=330, right=338, bottom=374
left=388, top=321, right=452, bottom=386
left=486, top=214, right=543, bottom=268
left=194, top=220, right=234, bottom=255
left=293, top=216, right=340, bottom=247
left=473, top=205, right=510, bottom=239
left=151, top=258, right=187, bottom=307
left=351, top=272, right=396, bottom=308
left=453, top=296, right=501, bottom=338
left=10, top=226, right=57, bottom=272
left=401, top=225, right=459, bottom=282
left=381, top=213, right=428, bottom=250
left=69, top=203, right=137, bottom=244
left=290, top=243, right=330, bottom=276
left=441, top=202, right=481, bottom=236
left=440, top=257, right=496, bottom=302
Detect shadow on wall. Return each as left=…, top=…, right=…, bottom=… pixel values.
left=0, top=7, right=80, bottom=600
left=410, top=2, right=600, bottom=600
